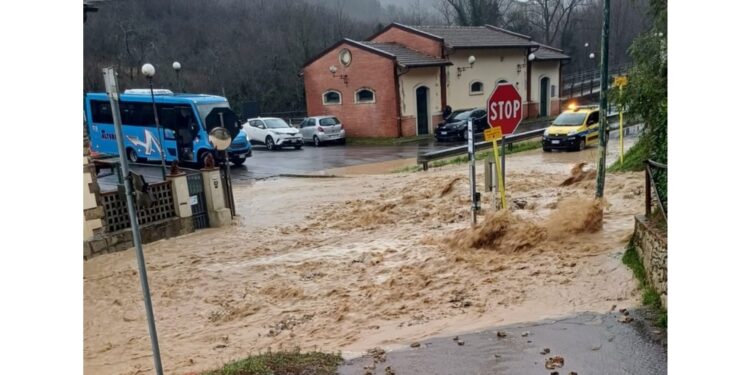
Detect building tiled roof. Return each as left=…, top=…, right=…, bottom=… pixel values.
left=357, top=41, right=452, bottom=67
left=411, top=25, right=538, bottom=49
left=534, top=45, right=570, bottom=60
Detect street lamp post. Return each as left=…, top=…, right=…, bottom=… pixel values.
left=172, top=61, right=182, bottom=93
left=141, top=63, right=167, bottom=181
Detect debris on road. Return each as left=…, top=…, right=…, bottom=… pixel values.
left=618, top=315, right=634, bottom=323
left=545, top=355, right=565, bottom=369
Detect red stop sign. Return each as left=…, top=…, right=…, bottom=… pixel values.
left=487, top=83, right=523, bottom=135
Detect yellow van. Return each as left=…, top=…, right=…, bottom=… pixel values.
left=542, top=105, right=600, bottom=152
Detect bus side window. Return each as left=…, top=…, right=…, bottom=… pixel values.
left=91, top=100, right=113, bottom=124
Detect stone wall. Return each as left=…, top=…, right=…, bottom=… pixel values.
left=84, top=217, right=194, bottom=260
left=633, top=215, right=668, bottom=310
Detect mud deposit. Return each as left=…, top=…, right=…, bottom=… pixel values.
left=84, top=156, right=644, bottom=374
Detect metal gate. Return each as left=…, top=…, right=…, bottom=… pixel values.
left=185, top=170, right=209, bottom=229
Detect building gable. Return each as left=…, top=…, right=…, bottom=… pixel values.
left=368, top=23, right=444, bottom=58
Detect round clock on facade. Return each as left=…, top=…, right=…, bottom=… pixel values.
left=339, top=48, right=352, bottom=66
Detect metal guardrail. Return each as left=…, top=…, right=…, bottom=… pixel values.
left=416, top=113, right=638, bottom=170
left=644, top=159, right=667, bottom=221
left=561, top=64, right=631, bottom=99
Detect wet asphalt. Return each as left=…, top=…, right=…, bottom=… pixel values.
left=95, top=139, right=463, bottom=191
left=338, top=309, right=666, bottom=375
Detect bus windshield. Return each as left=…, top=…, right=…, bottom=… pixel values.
left=196, top=102, right=231, bottom=129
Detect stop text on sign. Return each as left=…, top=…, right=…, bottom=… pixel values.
left=489, top=99, right=521, bottom=122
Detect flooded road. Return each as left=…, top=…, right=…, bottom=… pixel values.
left=339, top=310, right=666, bottom=375
left=84, top=137, right=645, bottom=374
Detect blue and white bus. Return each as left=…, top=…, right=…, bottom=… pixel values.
left=85, top=90, right=251, bottom=166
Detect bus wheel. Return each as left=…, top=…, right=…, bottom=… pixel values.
left=126, top=148, right=138, bottom=163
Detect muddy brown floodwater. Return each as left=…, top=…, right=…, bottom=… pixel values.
left=84, top=139, right=644, bottom=374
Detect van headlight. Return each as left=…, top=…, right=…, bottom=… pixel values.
left=567, top=130, right=578, bottom=136
left=543, top=128, right=550, bottom=136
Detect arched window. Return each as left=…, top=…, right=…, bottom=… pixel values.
left=355, top=88, right=375, bottom=103
left=322, top=90, right=341, bottom=105
left=496, top=79, right=509, bottom=86
left=469, top=81, right=484, bottom=95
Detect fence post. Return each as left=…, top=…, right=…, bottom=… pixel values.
left=166, top=169, right=191, bottom=219
left=201, top=166, right=232, bottom=227
left=645, top=164, right=652, bottom=217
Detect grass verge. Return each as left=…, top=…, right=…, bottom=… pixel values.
left=391, top=139, right=543, bottom=173
left=203, top=350, right=342, bottom=375
left=622, top=238, right=667, bottom=328
left=608, top=137, right=648, bottom=172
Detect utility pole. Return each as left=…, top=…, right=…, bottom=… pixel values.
left=103, top=67, right=164, bottom=375
left=595, top=0, right=610, bottom=198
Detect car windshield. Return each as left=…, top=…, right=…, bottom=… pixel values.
left=447, top=110, right=472, bottom=121
left=196, top=102, right=231, bottom=129
left=320, top=117, right=340, bottom=126
left=265, top=118, right=291, bottom=129
left=552, top=112, right=587, bottom=126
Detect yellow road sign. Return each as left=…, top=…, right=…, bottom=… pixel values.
left=484, top=127, right=503, bottom=142
left=614, top=75, right=628, bottom=88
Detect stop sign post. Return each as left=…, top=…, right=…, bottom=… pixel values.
left=485, top=83, right=523, bottom=209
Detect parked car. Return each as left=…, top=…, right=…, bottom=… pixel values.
left=299, top=116, right=346, bottom=146
left=242, top=117, right=303, bottom=150
left=435, top=108, right=489, bottom=141
left=226, top=129, right=252, bottom=165
left=542, top=105, right=600, bottom=152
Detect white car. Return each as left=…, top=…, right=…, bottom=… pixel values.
left=243, top=117, right=303, bottom=150
left=299, top=116, right=346, bottom=146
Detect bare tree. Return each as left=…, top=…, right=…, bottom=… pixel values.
left=526, top=0, right=583, bottom=46
left=440, top=0, right=503, bottom=26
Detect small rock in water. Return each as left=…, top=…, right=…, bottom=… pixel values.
left=494, top=354, right=502, bottom=358
left=496, top=331, right=507, bottom=338
left=521, top=331, right=530, bottom=337
left=569, top=372, right=578, bottom=375
left=591, top=344, right=602, bottom=351
left=545, top=356, right=565, bottom=370
left=551, top=372, right=560, bottom=375
left=540, top=348, right=551, bottom=355
left=453, top=336, right=459, bottom=341
left=385, top=366, right=395, bottom=375
left=457, top=340, right=465, bottom=346
left=619, top=308, right=628, bottom=314
left=618, top=315, right=633, bottom=323
left=410, top=342, right=420, bottom=348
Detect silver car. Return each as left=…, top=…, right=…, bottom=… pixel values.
left=299, top=116, right=346, bottom=146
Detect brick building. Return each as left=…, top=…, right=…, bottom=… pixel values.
left=302, top=23, right=570, bottom=138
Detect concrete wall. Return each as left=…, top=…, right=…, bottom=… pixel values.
left=84, top=217, right=194, bottom=260
left=304, top=41, right=398, bottom=138
left=445, top=48, right=528, bottom=112
left=530, top=60, right=562, bottom=117
left=83, top=156, right=103, bottom=240
left=633, top=215, right=668, bottom=310
left=399, top=66, right=442, bottom=135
